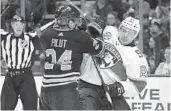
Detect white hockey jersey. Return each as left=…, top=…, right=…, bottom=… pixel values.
left=80, top=26, right=148, bottom=97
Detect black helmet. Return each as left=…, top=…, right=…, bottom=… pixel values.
left=55, top=3, right=80, bottom=26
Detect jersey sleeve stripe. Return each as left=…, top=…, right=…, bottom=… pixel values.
left=42, top=81, right=77, bottom=87
left=44, top=74, right=80, bottom=79
left=42, top=76, right=80, bottom=83
left=42, top=80, right=78, bottom=85
left=43, top=72, right=80, bottom=78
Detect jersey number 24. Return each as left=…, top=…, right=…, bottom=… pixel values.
left=45, top=49, right=72, bottom=71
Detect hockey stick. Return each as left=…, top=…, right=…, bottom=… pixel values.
left=66, top=0, right=86, bottom=16
left=65, top=0, right=93, bottom=22
left=29, top=20, right=55, bottom=37
left=65, top=0, right=115, bottom=109
left=39, top=20, right=55, bottom=32
left=91, top=56, right=115, bottom=110
left=1, top=6, right=10, bottom=17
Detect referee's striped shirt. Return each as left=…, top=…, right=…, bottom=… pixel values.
left=1, top=29, right=39, bottom=70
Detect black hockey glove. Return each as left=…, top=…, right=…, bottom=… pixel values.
left=108, top=82, right=125, bottom=97
left=87, top=17, right=106, bottom=39
left=88, top=26, right=101, bottom=38
left=77, top=17, right=87, bottom=31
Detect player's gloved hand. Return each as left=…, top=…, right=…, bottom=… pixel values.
left=87, top=17, right=106, bottom=38
left=87, top=25, right=101, bottom=38
left=77, top=17, right=87, bottom=31
left=108, top=82, right=125, bottom=97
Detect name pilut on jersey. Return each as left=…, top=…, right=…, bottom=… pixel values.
left=51, top=38, right=67, bottom=48
left=1, top=34, right=35, bottom=69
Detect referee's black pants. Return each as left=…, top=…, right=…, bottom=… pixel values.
left=1, top=70, right=38, bottom=110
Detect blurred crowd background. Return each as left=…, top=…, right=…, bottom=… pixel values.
left=1, top=0, right=170, bottom=76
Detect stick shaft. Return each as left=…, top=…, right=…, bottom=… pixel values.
left=66, top=0, right=85, bottom=16
left=91, top=56, right=115, bottom=110
left=65, top=0, right=93, bottom=22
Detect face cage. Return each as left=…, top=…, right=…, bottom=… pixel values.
left=56, top=12, right=80, bottom=27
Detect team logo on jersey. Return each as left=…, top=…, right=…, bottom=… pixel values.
left=140, top=65, right=147, bottom=77
left=20, top=40, right=28, bottom=49
left=103, top=32, right=112, bottom=40
left=99, top=43, right=121, bottom=68
left=58, top=32, right=63, bottom=36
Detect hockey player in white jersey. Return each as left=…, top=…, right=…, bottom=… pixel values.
left=79, top=17, right=148, bottom=110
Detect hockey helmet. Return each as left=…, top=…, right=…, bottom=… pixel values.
left=118, top=17, right=140, bottom=45
left=55, top=3, right=81, bottom=28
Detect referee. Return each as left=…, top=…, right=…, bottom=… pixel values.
left=1, top=15, right=39, bottom=110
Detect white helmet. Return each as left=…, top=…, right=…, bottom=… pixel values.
left=118, top=17, right=140, bottom=45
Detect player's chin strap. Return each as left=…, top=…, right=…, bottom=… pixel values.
left=91, top=56, right=115, bottom=110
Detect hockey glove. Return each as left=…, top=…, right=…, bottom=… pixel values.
left=108, top=82, right=125, bottom=97
left=87, top=17, right=106, bottom=38
left=88, top=26, right=101, bottom=38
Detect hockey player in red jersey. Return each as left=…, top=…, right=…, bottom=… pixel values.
left=39, top=3, right=106, bottom=110
left=79, top=17, right=148, bottom=110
